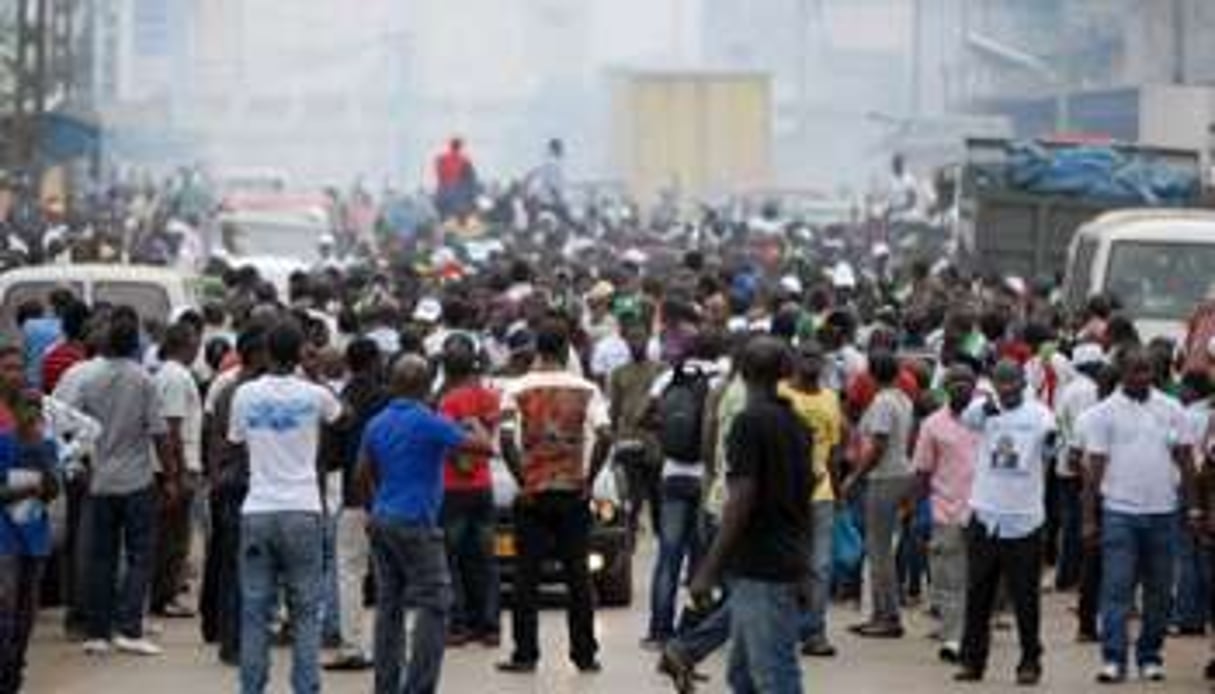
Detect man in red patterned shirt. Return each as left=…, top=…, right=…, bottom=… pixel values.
left=496, top=320, right=611, bottom=675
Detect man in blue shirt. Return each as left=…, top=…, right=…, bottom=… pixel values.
left=357, top=354, right=490, bottom=694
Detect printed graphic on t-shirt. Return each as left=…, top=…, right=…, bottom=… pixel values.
left=245, top=399, right=318, bottom=432
left=990, top=434, right=1023, bottom=472
left=515, top=386, right=591, bottom=494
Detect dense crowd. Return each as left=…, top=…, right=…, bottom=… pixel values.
left=0, top=147, right=1213, bottom=694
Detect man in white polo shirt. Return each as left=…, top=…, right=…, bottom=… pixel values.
left=1083, top=347, right=1197, bottom=684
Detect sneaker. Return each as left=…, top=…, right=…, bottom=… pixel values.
left=113, top=636, right=164, bottom=656
left=938, top=644, right=961, bottom=664
left=658, top=647, right=697, bottom=694
left=323, top=653, right=372, bottom=672
left=574, top=659, right=602, bottom=674
left=156, top=600, right=196, bottom=619
left=1095, top=663, right=1126, bottom=684
left=639, top=636, right=666, bottom=652
left=1139, top=663, right=1166, bottom=682
left=82, top=639, right=112, bottom=656
left=495, top=659, right=537, bottom=674
left=800, top=638, right=837, bottom=658
left=849, top=621, right=905, bottom=639
left=954, top=666, right=984, bottom=683
left=1015, top=661, right=1042, bottom=686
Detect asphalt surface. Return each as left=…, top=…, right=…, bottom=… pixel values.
left=25, top=545, right=1215, bottom=693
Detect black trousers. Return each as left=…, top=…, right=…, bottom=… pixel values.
left=616, top=447, right=662, bottom=539
left=510, top=491, right=598, bottom=666
left=1076, top=505, right=1103, bottom=639
left=960, top=522, right=1043, bottom=671
left=199, top=484, right=243, bottom=661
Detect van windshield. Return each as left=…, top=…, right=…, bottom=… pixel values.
left=1106, top=241, right=1215, bottom=321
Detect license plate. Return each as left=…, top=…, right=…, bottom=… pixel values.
left=495, top=532, right=515, bottom=557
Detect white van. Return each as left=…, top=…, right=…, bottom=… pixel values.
left=0, top=264, right=200, bottom=338
left=1062, top=209, right=1215, bottom=341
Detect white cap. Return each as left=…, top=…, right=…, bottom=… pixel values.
left=1005, top=276, right=1027, bottom=296
left=622, top=248, right=648, bottom=266
left=832, top=262, right=856, bottom=289
left=1072, top=343, right=1106, bottom=367
left=872, top=242, right=890, bottom=258
left=779, top=275, right=803, bottom=296
left=412, top=297, right=442, bottom=323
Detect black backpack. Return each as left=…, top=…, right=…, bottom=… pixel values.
left=658, top=364, right=711, bottom=463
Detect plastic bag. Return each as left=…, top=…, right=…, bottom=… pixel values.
left=832, top=507, right=864, bottom=577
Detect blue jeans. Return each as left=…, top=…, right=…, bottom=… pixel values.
left=240, top=512, right=324, bottom=694
left=799, top=500, right=834, bottom=642
left=727, top=578, right=803, bottom=693
left=83, top=487, right=157, bottom=640
left=648, top=479, right=702, bottom=640
left=321, top=511, right=341, bottom=644
left=1172, top=515, right=1210, bottom=631
left=370, top=520, right=452, bottom=694
left=1099, top=510, right=1175, bottom=669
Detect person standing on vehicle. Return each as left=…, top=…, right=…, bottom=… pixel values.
left=1083, top=347, right=1196, bottom=684
left=689, top=336, right=813, bottom=693
left=357, top=354, right=491, bottom=694
left=437, top=333, right=502, bottom=648
left=911, top=364, right=979, bottom=663
left=609, top=317, right=663, bottom=539
left=228, top=321, right=343, bottom=694
left=955, top=360, right=1056, bottom=686
left=642, top=332, right=721, bottom=649
left=496, top=319, right=612, bottom=674
left=842, top=349, right=915, bottom=638
left=66, top=306, right=178, bottom=658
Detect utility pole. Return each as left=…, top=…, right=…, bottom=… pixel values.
left=1172, top=0, right=1187, bottom=84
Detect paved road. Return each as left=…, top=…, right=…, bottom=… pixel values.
left=26, top=547, right=1213, bottom=693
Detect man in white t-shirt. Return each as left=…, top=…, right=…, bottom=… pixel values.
left=956, top=360, right=1056, bottom=686
left=228, top=321, right=343, bottom=694
left=1083, top=348, right=1196, bottom=684
left=151, top=321, right=203, bottom=618
left=1052, top=343, right=1105, bottom=592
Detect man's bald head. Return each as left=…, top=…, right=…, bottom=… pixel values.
left=390, top=354, right=432, bottom=399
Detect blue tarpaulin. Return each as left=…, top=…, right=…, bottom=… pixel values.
left=999, top=141, right=1200, bottom=205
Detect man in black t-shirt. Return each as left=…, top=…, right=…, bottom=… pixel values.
left=690, top=336, right=813, bottom=693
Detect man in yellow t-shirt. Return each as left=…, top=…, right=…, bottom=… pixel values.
left=779, top=339, right=845, bottom=657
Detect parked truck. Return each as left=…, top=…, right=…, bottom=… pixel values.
left=610, top=70, right=772, bottom=209
left=948, top=137, right=1203, bottom=280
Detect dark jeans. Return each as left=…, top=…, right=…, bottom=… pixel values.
left=370, top=520, right=451, bottom=694
left=960, top=523, right=1043, bottom=672
left=1099, top=511, right=1174, bottom=669
left=617, top=447, right=661, bottom=538
left=0, top=555, right=42, bottom=693
left=509, top=491, right=598, bottom=666
left=152, top=473, right=197, bottom=612
left=1077, top=503, right=1103, bottom=638
left=1055, top=477, right=1083, bottom=590
left=442, top=490, right=499, bottom=636
left=84, top=486, right=158, bottom=640
left=1172, top=514, right=1209, bottom=631
left=61, top=476, right=88, bottom=634
left=647, top=477, right=701, bottom=640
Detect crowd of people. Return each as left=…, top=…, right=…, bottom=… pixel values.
left=0, top=147, right=1214, bottom=694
